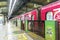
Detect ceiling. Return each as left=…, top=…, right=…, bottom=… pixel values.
left=0, top=0, right=57, bottom=18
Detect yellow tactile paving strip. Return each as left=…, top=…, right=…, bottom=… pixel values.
left=27, top=32, right=44, bottom=40
left=13, top=27, right=44, bottom=40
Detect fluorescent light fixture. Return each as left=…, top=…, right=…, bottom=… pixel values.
left=8, top=0, right=17, bottom=17
left=8, top=0, right=13, bottom=14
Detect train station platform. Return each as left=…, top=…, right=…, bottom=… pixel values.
left=1, top=22, right=44, bottom=40
left=12, top=29, right=44, bottom=40
left=11, top=25, right=44, bottom=40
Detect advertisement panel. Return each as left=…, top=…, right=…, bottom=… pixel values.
left=45, top=21, right=56, bottom=40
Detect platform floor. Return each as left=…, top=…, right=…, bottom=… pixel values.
left=0, top=22, right=44, bottom=40
left=27, top=32, right=44, bottom=40
left=11, top=25, right=44, bottom=40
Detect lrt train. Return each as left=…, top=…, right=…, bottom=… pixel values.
left=10, top=8, right=45, bottom=37
left=10, top=1, right=60, bottom=40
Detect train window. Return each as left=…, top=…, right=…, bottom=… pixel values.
left=31, top=15, right=34, bottom=20
left=46, top=11, right=53, bottom=20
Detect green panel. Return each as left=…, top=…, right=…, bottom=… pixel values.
left=25, top=20, right=29, bottom=32
left=20, top=20, right=22, bottom=30
left=17, top=19, right=20, bottom=27
left=45, top=21, right=56, bottom=40
left=17, top=19, right=22, bottom=30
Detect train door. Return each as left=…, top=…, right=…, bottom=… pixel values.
left=24, top=15, right=29, bottom=32
left=26, top=9, right=44, bottom=37
left=30, top=15, right=34, bottom=32
left=22, top=12, right=31, bottom=32
left=28, top=21, right=32, bottom=31
left=23, top=12, right=35, bottom=32
left=37, top=21, right=45, bottom=37
left=13, top=18, right=17, bottom=27
left=31, top=9, right=38, bottom=33
left=24, top=13, right=33, bottom=32
left=37, top=8, right=45, bottom=37
left=20, top=15, right=25, bottom=30
left=14, top=18, right=17, bottom=27
left=19, top=18, right=22, bottom=30
left=21, top=20, right=24, bottom=30
left=31, top=15, right=39, bottom=34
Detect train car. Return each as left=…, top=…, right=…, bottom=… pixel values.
left=10, top=8, right=45, bottom=37
left=16, top=9, right=38, bottom=31
left=19, top=9, right=45, bottom=37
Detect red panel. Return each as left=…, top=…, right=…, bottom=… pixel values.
left=41, top=1, right=60, bottom=21
left=24, top=9, right=38, bottom=20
